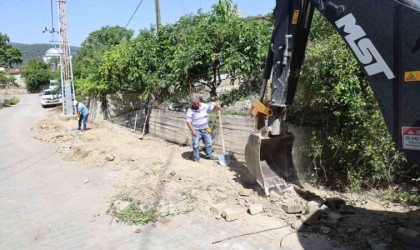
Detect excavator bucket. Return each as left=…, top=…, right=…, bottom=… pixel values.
left=245, top=131, right=302, bottom=196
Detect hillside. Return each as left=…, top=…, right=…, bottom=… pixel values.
left=10, top=43, right=80, bottom=68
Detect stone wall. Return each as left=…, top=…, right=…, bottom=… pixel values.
left=87, top=93, right=145, bottom=123
left=106, top=93, right=144, bottom=118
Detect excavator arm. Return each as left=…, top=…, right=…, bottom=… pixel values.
left=246, top=0, right=420, bottom=195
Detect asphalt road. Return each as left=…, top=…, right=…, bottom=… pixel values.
left=0, top=94, right=138, bottom=249
left=0, top=94, right=330, bottom=250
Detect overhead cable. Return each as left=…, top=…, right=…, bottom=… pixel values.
left=125, top=0, right=144, bottom=28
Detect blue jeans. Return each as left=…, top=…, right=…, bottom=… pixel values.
left=78, top=113, right=89, bottom=130
left=192, top=129, right=213, bottom=161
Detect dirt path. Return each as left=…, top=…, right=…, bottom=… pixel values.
left=33, top=106, right=420, bottom=250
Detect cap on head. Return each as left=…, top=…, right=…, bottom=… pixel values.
left=73, top=100, right=78, bottom=106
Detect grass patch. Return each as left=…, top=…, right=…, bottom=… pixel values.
left=108, top=199, right=158, bottom=226
left=379, top=188, right=420, bottom=206
left=4, top=96, right=20, bottom=106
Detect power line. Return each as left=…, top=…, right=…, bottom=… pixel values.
left=125, top=0, right=144, bottom=29
left=50, top=0, right=54, bottom=31
left=42, top=0, right=58, bottom=46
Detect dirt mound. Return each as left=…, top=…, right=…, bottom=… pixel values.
left=33, top=110, right=420, bottom=249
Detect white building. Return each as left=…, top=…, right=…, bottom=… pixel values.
left=43, top=48, right=61, bottom=71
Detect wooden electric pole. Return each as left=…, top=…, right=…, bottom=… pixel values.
left=154, top=0, right=161, bottom=33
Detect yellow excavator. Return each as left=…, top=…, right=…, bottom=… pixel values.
left=245, top=0, right=420, bottom=195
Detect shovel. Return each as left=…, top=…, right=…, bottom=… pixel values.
left=217, top=109, right=231, bottom=166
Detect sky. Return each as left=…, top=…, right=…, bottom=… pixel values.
left=0, top=0, right=274, bottom=47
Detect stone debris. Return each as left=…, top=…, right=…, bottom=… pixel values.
left=282, top=203, right=302, bottom=214
left=237, top=199, right=246, bottom=206
left=323, top=211, right=341, bottom=228
left=30, top=113, right=419, bottom=250
left=301, top=207, right=322, bottom=225
left=291, top=220, right=304, bottom=231
left=221, top=207, right=247, bottom=222
left=54, top=132, right=64, bottom=138
left=105, top=154, right=115, bottom=161
left=248, top=203, right=263, bottom=215
left=238, top=189, right=253, bottom=197
left=307, top=200, right=321, bottom=209
left=320, top=204, right=329, bottom=211
left=210, top=203, right=227, bottom=215
left=115, top=200, right=131, bottom=212
left=134, top=228, right=141, bottom=234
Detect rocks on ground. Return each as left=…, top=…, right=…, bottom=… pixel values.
left=33, top=110, right=420, bottom=250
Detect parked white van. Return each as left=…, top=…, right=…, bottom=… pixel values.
left=49, top=80, right=59, bottom=90
left=41, top=88, right=62, bottom=108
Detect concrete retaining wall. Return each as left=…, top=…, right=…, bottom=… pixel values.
left=148, top=108, right=312, bottom=170
left=106, top=93, right=144, bottom=118
left=87, top=94, right=312, bottom=170
left=87, top=93, right=145, bottom=122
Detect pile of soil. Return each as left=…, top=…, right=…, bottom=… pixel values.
left=33, top=109, right=420, bottom=249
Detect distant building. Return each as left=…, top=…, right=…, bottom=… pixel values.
left=0, top=66, right=24, bottom=88
left=43, top=48, right=61, bottom=71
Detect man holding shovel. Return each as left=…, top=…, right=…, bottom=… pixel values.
left=186, top=95, right=221, bottom=163
left=73, top=100, right=90, bottom=131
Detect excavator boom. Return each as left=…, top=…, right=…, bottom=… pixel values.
left=246, top=0, right=420, bottom=195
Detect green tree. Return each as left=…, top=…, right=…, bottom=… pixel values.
left=295, top=12, right=412, bottom=189
left=173, top=0, right=270, bottom=97
left=76, top=26, right=133, bottom=64
left=0, top=33, right=23, bottom=67
left=21, top=59, right=51, bottom=93
left=74, top=2, right=271, bottom=101
left=92, top=24, right=178, bottom=101
left=0, top=71, right=16, bottom=86
left=73, top=26, right=134, bottom=98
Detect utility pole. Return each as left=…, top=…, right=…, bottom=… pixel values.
left=154, top=0, right=161, bottom=33
left=57, top=0, right=76, bottom=116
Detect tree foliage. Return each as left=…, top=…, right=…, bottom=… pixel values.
left=173, top=0, right=270, bottom=97
left=295, top=12, right=414, bottom=190
left=73, top=26, right=134, bottom=98
left=21, top=59, right=51, bottom=93
left=0, top=71, right=16, bottom=86
left=77, top=26, right=134, bottom=59
left=74, top=0, right=270, bottom=101
left=0, top=33, right=23, bottom=67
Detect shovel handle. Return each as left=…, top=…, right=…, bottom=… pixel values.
left=218, top=109, right=226, bottom=154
